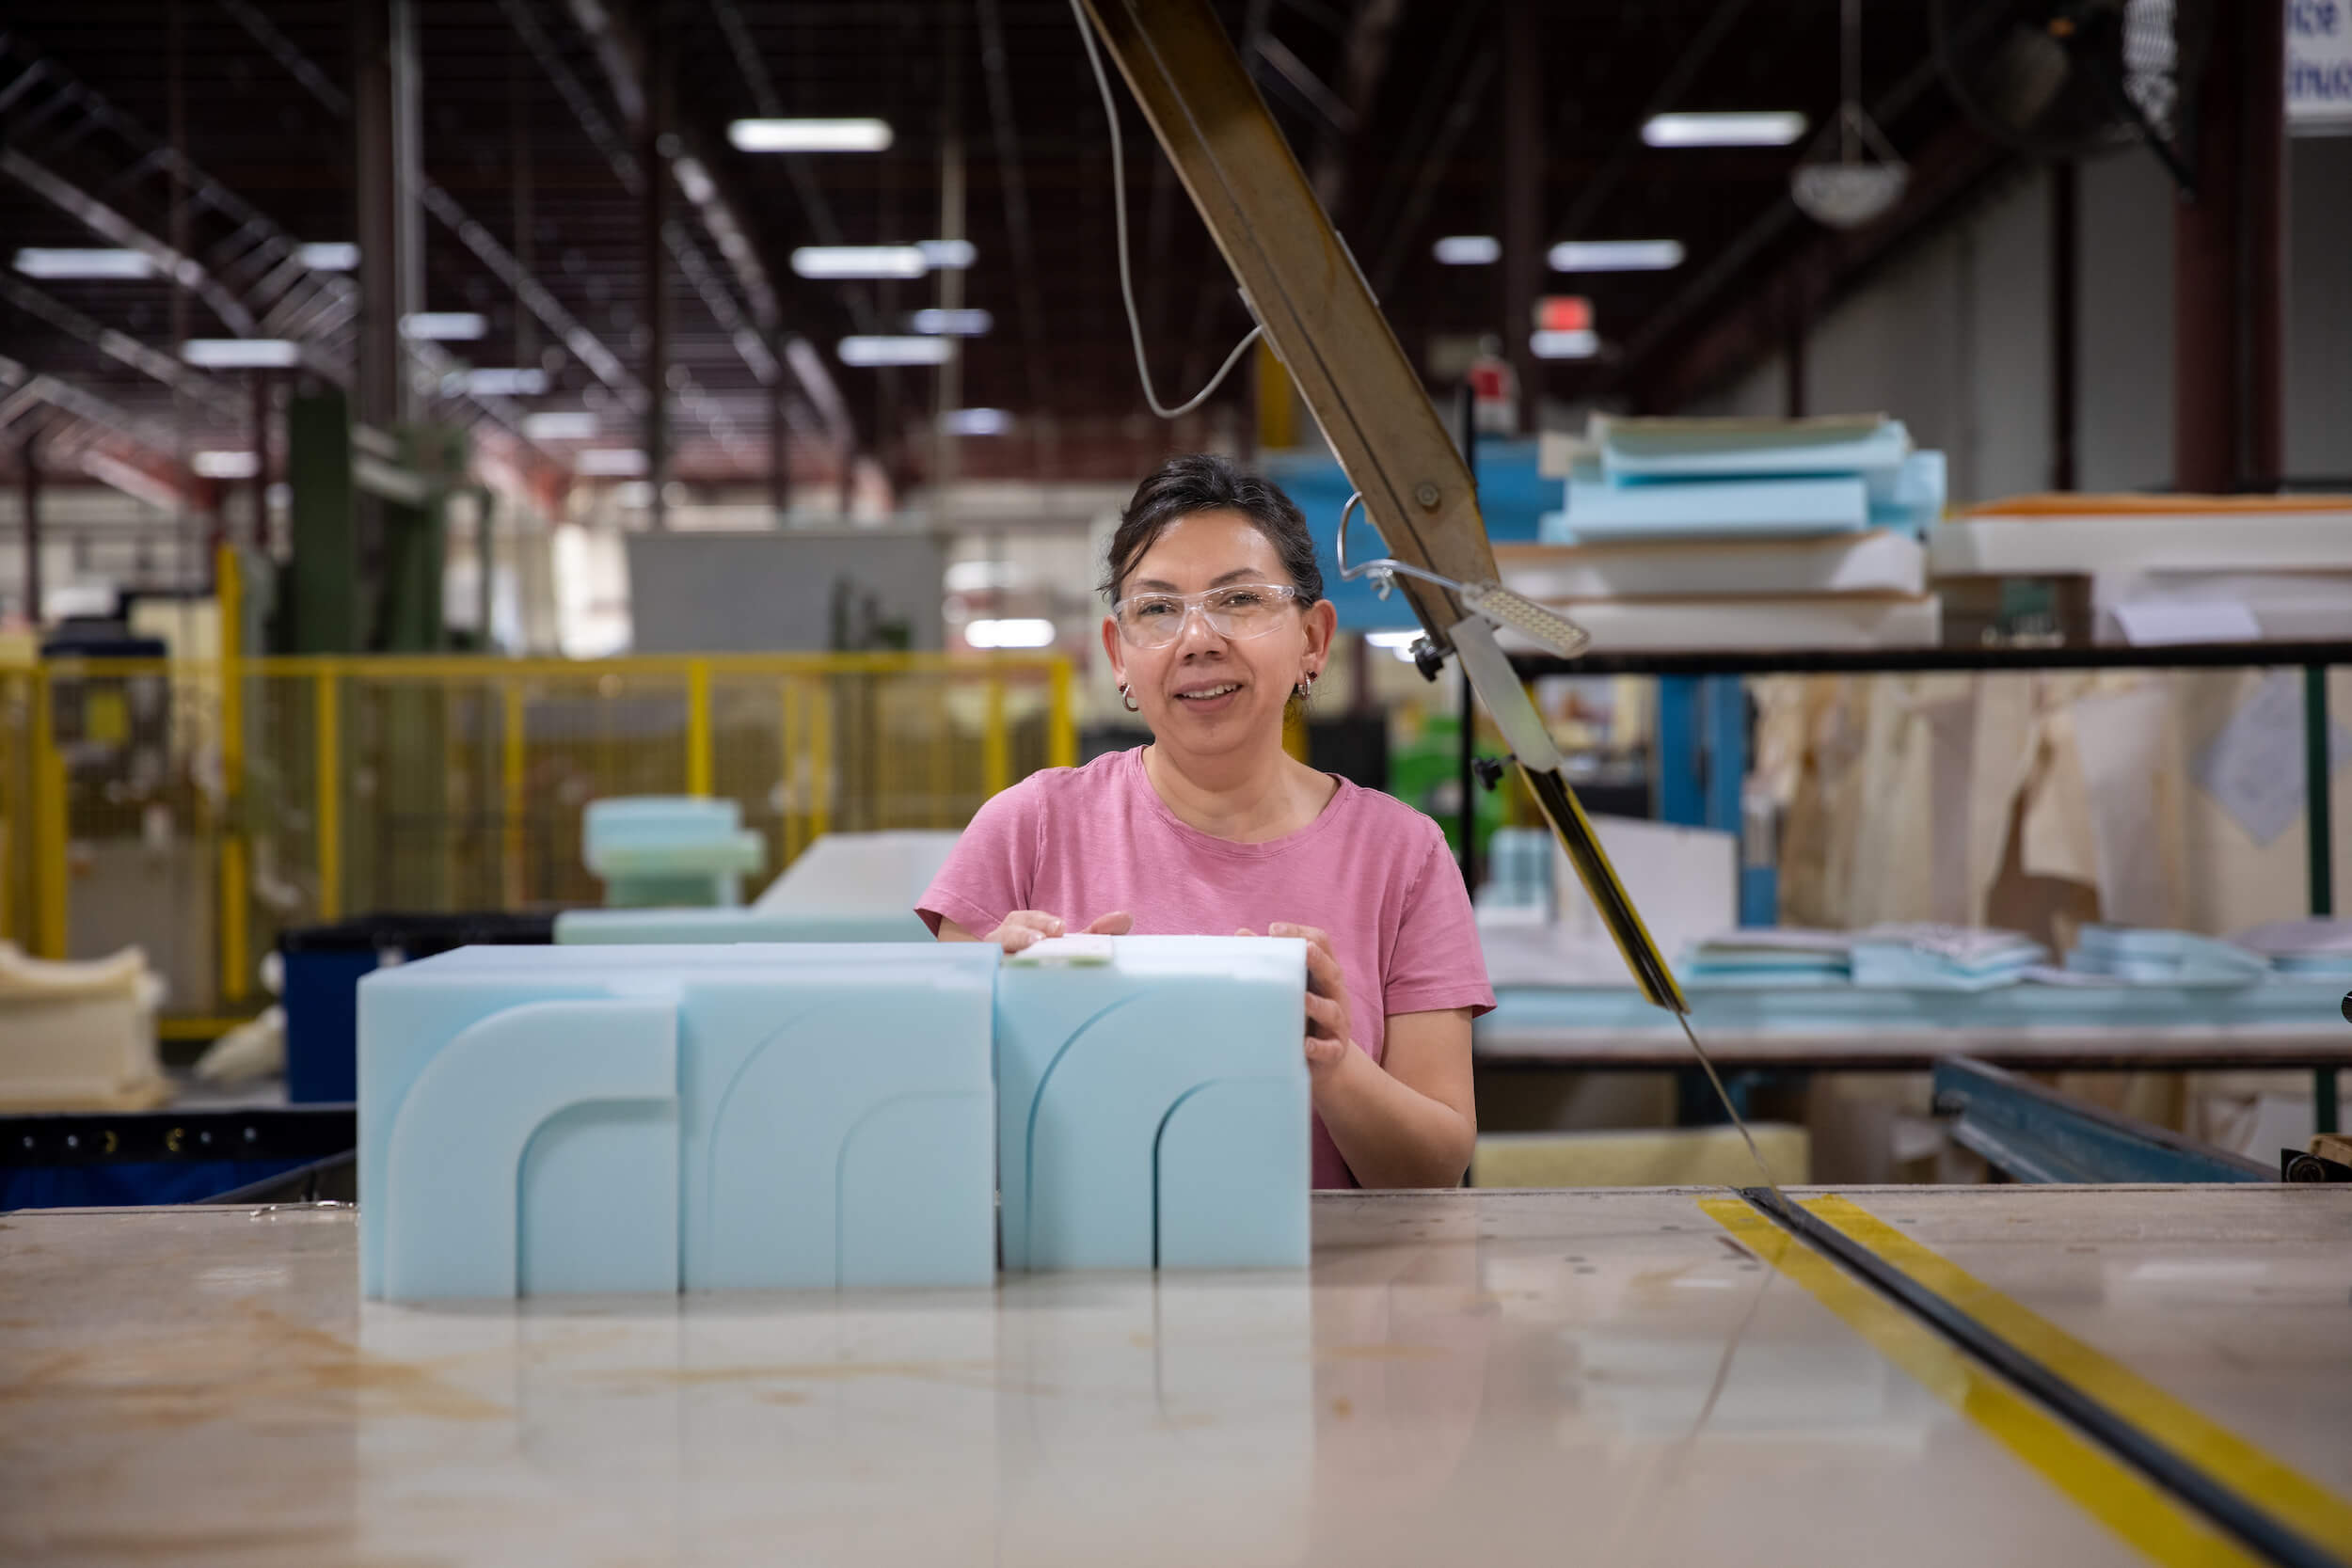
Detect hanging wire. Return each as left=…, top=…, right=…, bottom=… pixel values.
left=1069, top=0, right=1263, bottom=419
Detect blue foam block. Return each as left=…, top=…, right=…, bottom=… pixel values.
left=553, top=908, right=931, bottom=945
left=993, top=936, right=1310, bottom=1273
left=358, top=942, right=998, bottom=1300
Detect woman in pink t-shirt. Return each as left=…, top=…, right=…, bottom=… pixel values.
left=918, top=454, right=1493, bottom=1189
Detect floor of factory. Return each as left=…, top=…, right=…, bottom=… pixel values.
left=4, top=1186, right=2347, bottom=1567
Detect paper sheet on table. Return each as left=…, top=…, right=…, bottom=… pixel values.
left=2068, top=683, right=2186, bottom=927
left=2109, top=599, right=2262, bottom=646
left=1552, top=816, right=1737, bottom=974
left=2192, top=668, right=2352, bottom=846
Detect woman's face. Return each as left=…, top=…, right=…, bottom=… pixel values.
left=1102, top=510, right=1335, bottom=762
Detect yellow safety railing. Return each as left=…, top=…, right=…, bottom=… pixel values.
left=1, top=641, right=1075, bottom=1022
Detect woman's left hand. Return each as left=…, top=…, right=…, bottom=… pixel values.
left=1236, top=921, right=1354, bottom=1079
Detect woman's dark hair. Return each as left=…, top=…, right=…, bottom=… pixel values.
left=1101, top=453, right=1325, bottom=605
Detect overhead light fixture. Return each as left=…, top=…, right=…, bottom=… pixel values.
left=965, top=617, right=1056, bottom=649
left=182, top=339, right=302, bottom=368
left=908, top=308, right=993, bottom=337
left=1432, top=235, right=1502, bottom=266
left=13, top=247, right=155, bottom=279
left=1549, top=239, right=1687, bottom=273
left=728, top=118, right=893, bottom=153
left=1641, top=111, right=1807, bottom=147
left=192, top=450, right=261, bottom=480
left=792, top=245, right=928, bottom=279
left=838, top=335, right=954, bottom=367
left=945, top=558, right=1022, bottom=593
left=448, top=367, right=549, bottom=397
left=297, top=241, right=359, bottom=272
left=917, top=238, right=976, bottom=270
left=578, top=448, right=648, bottom=476
left=1366, top=629, right=1424, bottom=663
left=523, top=410, right=597, bottom=439
left=1530, top=328, right=1600, bottom=360
left=401, top=311, right=489, bottom=341
left=942, top=407, right=1012, bottom=436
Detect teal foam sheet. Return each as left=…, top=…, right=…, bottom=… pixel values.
left=358, top=942, right=998, bottom=1301
left=993, top=936, right=1311, bottom=1272
left=554, top=908, right=931, bottom=944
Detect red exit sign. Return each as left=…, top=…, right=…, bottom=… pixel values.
left=1534, top=296, right=1593, bottom=333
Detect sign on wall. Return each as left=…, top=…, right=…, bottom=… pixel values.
left=2290, top=0, right=2352, bottom=134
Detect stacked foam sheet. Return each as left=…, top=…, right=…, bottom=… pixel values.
left=582, top=796, right=767, bottom=909
left=557, top=830, right=954, bottom=943
left=1928, top=493, right=2352, bottom=645
left=2235, top=919, right=2352, bottom=979
left=1679, top=925, right=2047, bottom=990
left=358, top=934, right=1310, bottom=1302
left=1518, top=415, right=1944, bottom=651
left=2061, top=926, right=2270, bottom=987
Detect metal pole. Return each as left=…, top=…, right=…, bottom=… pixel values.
left=640, top=29, right=670, bottom=531
left=2173, top=0, right=2243, bottom=493
left=249, top=370, right=270, bottom=552
left=353, top=0, right=420, bottom=431
left=933, top=127, right=965, bottom=509
left=1455, top=382, right=1478, bottom=890
left=2050, top=161, right=2078, bottom=491
left=770, top=332, right=788, bottom=524
left=1500, top=0, right=1539, bottom=431
left=511, top=35, right=536, bottom=375
left=19, top=433, right=40, bottom=629
left=2245, top=0, right=2286, bottom=491
left=1783, top=284, right=1807, bottom=420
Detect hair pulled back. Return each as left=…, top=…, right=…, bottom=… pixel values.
left=1101, top=453, right=1325, bottom=605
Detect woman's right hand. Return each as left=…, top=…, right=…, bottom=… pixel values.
left=980, top=909, right=1135, bottom=954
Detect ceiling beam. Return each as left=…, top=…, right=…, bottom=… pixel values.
left=0, top=274, right=243, bottom=416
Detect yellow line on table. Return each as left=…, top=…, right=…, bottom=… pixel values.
left=1804, top=1195, right=2352, bottom=1560
left=1698, top=1197, right=2265, bottom=1568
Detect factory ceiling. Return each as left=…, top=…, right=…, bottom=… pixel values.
left=0, top=0, right=1996, bottom=505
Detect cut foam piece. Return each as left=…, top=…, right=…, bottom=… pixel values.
left=582, top=796, right=766, bottom=909
left=993, top=936, right=1310, bottom=1273
left=1559, top=474, right=1870, bottom=542
left=553, top=908, right=930, bottom=944
left=755, top=831, right=961, bottom=913
left=359, top=942, right=998, bottom=1301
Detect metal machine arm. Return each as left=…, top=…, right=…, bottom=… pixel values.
left=1075, top=0, right=1688, bottom=1012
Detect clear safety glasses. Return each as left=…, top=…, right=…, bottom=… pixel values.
left=1110, top=582, right=1303, bottom=648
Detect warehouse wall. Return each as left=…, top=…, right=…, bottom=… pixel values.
left=1684, top=139, right=2352, bottom=498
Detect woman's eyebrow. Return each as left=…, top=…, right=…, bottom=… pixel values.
left=1127, top=569, right=1275, bottom=593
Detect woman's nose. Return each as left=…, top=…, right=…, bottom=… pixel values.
left=1170, top=599, right=1224, bottom=650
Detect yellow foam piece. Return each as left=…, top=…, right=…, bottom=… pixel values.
left=1470, top=1123, right=1808, bottom=1189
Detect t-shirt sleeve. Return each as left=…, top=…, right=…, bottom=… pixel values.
left=1382, top=819, right=1497, bottom=1019
left=915, top=774, right=1045, bottom=937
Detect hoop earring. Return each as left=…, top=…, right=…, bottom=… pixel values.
left=1120, top=684, right=1140, bottom=713
left=1293, top=672, right=1317, bottom=700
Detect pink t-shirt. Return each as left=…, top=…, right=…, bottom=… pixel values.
left=917, top=747, right=1494, bottom=1189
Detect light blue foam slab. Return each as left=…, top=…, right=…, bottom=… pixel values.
left=1560, top=474, right=1870, bottom=542
left=359, top=942, right=998, bottom=1301
left=553, top=908, right=931, bottom=944
left=583, top=796, right=766, bottom=908
left=993, top=936, right=1310, bottom=1273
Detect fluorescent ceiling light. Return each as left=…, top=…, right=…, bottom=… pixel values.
left=793, top=245, right=928, bottom=279
left=917, top=238, right=976, bottom=270
left=838, top=335, right=954, bottom=367
left=909, top=308, right=993, bottom=337
left=1530, top=327, right=1600, bottom=360
left=401, top=311, right=488, bottom=341
left=297, top=241, right=359, bottom=272
left=1641, top=111, right=1807, bottom=147
left=182, top=338, right=301, bottom=368
left=945, top=558, right=1023, bottom=593
left=965, top=617, right=1056, bottom=649
left=578, top=448, right=648, bottom=476
left=523, top=410, right=598, bottom=439
left=449, top=367, right=548, bottom=397
left=1549, top=239, right=1687, bottom=272
left=728, top=118, right=893, bottom=153
left=13, top=247, right=155, bottom=279
left=1432, top=235, right=1501, bottom=265
left=942, top=407, right=1012, bottom=436
left=193, top=450, right=261, bottom=480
